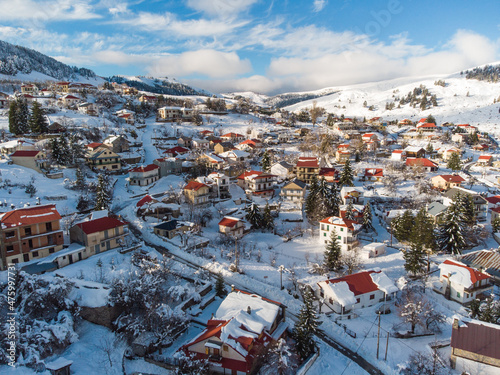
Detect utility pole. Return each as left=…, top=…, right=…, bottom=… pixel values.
left=384, top=332, right=389, bottom=361
left=376, top=312, right=381, bottom=359
left=234, top=236, right=238, bottom=269
left=279, top=265, right=284, bottom=290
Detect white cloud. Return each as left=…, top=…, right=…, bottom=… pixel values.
left=146, top=49, right=252, bottom=78
left=313, top=0, right=327, bottom=12
left=0, top=0, right=101, bottom=23
left=186, top=0, right=258, bottom=17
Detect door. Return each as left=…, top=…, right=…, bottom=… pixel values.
left=69, top=255, right=73, bottom=265
left=95, top=244, right=100, bottom=254
left=78, top=252, right=82, bottom=261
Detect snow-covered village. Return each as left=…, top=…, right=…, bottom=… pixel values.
left=1, top=2, right=500, bottom=375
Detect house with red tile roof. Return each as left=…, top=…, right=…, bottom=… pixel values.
left=294, top=156, right=320, bottom=183
left=318, top=167, right=339, bottom=183
left=416, top=122, right=438, bottom=132
left=220, top=132, right=245, bottom=143
left=362, top=168, right=384, bottom=181
left=129, top=164, right=160, bottom=186
left=70, top=216, right=128, bottom=257
left=391, top=149, right=406, bottom=161
left=431, top=174, right=465, bottom=190
left=405, top=158, right=438, bottom=172
left=237, top=171, right=276, bottom=199
left=181, top=288, right=286, bottom=375
left=317, top=270, right=398, bottom=314
left=319, top=216, right=361, bottom=251
left=478, top=155, right=493, bottom=166
left=235, top=139, right=262, bottom=151
left=138, top=94, right=157, bottom=104
left=451, top=318, right=500, bottom=374
left=164, top=146, right=190, bottom=157
left=9, top=150, right=48, bottom=172
left=183, top=180, right=210, bottom=205
left=0, top=204, right=64, bottom=269
left=218, top=217, right=245, bottom=238
left=436, top=259, right=493, bottom=304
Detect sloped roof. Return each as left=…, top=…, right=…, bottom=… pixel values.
left=296, top=157, right=319, bottom=168
left=136, top=194, right=154, bottom=207
left=0, top=204, right=61, bottom=229
left=283, top=179, right=306, bottom=190
left=439, top=259, right=490, bottom=288
left=461, top=250, right=500, bottom=279
left=405, top=158, right=437, bottom=168
left=219, top=217, right=241, bottom=228
left=364, top=168, right=384, bottom=177
left=319, top=270, right=396, bottom=298
left=10, top=150, right=41, bottom=157
left=451, top=319, right=500, bottom=361
left=434, top=174, right=465, bottom=183
left=184, top=180, right=208, bottom=191
left=75, top=216, right=126, bottom=235
left=319, top=216, right=359, bottom=231
left=129, top=164, right=159, bottom=173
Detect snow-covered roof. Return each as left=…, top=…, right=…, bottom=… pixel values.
left=318, top=280, right=357, bottom=306
left=370, top=271, right=398, bottom=294
left=439, top=259, right=490, bottom=288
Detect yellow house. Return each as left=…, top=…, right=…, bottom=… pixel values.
left=280, top=179, right=307, bottom=202
left=183, top=180, right=210, bottom=205
left=85, top=146, right=121, bottom=171
left=55, top=81, right=70, bottom=93
left=10, top=150, right=48, bottom=172
left=431, top=174, right=466, bottom=190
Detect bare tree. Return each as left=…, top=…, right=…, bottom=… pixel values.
left=309, top=100, right=324, bottom=127
left=342, top=248, right=361, bottom=275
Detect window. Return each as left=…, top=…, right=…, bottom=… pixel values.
left=12, top=258, right=18, bottom=264
left=356, top=298, right=360, bottom=304
left=324, top=232, right=327, bottom=237
left=223, top=345, right=228, bottom=352
left=23, top=254, right=29, bottom=262
left=457, top=292, right=461, bottom=298
left=370, top=294, right=375, bottom=300
left=46, top=222, right=52, bottom=232
left=32, top=251, right=39, bottom=257
left=6, top=245, right=14, bottom=252
left=5, top=231, right=15, bottom=238
left=25, top=227, right=32, bottom=236
left=338, top=236, right=341, bottom=240
left=341, top=228, right=344, bottom=232
left=49, top=248, right=55, bottom=254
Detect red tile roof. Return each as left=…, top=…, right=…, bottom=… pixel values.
left=324, top=270, right=382, bottom=296
left=221, top=132, right=244, bottom=138
left=0, top=204, right=61, bottom=229
left=364, top=168, right=384, bottom=177
left=87, top=142, right=103, bottom=149
left=478, top=155, right=492, bottom=160
left=296, top=157, right=319, bottom=168
left=405, top=158, right=438, bottom=168
left=319, top=216, right=358, bottom=231
left=435, top=174, right=465, bottom=183
left=219, top=217, right=240, bottom=228
left=486, top=195, right=500, bottom=205
left=184, top=180, right=208, bottom=191
left=10, top=150, right=41, bottom=157
left=136, top=194, right=154, bottom=207
left=129, top=164, right=159, bottom=173
left=75, top=216, right=126, bottom=235
left=442, top=259, right=491, bottom=284
left=237, top=170, right=263, bottom=180
left=451, top=319, right=500, bottom=361
left=165, top=146, right=189, bottom=155
left=417, top=122, right=437, bottom=128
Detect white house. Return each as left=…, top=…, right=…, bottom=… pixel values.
left=219, top=149, right=251, bottom=163
left=317, top=270, right=398, bottom=314
left=319, top=216, right=361, bottom=251
left=361, top=243, right=386, bottom=259
left=128, top=164, right=160, bottom=186
left=340, top=186, right=365, bottom=205
left=270, top=161, right=293, bottom=181
left=435, top=259, right=493, bottom=304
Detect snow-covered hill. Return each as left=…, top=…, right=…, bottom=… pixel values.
left=109, top=75, right=208, bottom=96
left=281, top=69, right=500, bottom=134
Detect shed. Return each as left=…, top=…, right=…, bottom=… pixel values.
left=45, top=357, right=73, bottom=375
left=362, top=243, right=386, bottom=258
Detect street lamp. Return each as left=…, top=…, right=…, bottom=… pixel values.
left=279, top=265, right=285, bottom=290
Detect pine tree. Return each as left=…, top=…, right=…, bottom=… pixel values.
left=425, top=142, right=434, bottom=154
left=16, top=99, right=29, bottom=134
left=245, top=203, right=263, bottom=229
left=25, top=178, right=37, bottom=197
left=426, top=114, right=436, bottom=124
left=492, top=216, right=500, bottom=233
left=447, top=152, right=462, bottom=171
left=293, top=288, right=318, bottom=359
left=68, top=133, right=84, bottom=165
left=57, top=133, right=70, bottom=166
left=324, top=230, right=342, bottom=271
left=261, top=150, right=271, bottom=172
left=95, top=174, right=111, bottom=211
left=8, top=100, right=19, bottom=135
left=362, top=201, right=373, bottom=231
left=403, top=242, right=427, bottom=276
left=75, top=166, right=86, bottom=190
left=339, top=159, right=354, bottom=187
left=344, top=200, right=355, bottom=221
left=410, top=207, right=435, bottom=251
left=392, top=210, right=415, bottom=244
left=324, top=182, right=340, bottom=217
left=305, top=175, right=319, bottom=219
left=262, top=202, right=274, bottom=231
left=437, top=203, right=466, bottom=254
left=453, top=192, right=475, bottom=227
left=29, top=101, right=48, bottom=133
left=215, top=273, right=226, bottom=298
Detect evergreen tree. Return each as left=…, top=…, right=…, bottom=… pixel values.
left=29, top=101, right=48, bottom=133
left=403, top=242, right=427, bottom=276
left=446, top=152, right=462, bottom=171
left=49, top=136, right=61, bottom=165
left=293, top=288, right=318, bottom=360
left=344, top=200, right=355, bottom=221
left=305, top=175, right=319, bottom=219
left=214, top=273, right=226, bottom=298
left=262, top=202, right=274, bottom=231
left=426, top=114, right=436, bottom=124
left=245, top=203, right=263, bottom=229
left=324, top=182, right=340, bottom=217
left=362, top=201, right=373, bottom=231
left=339, top=159, right=354, bottom=187
left=16, top=99, right=29, bottom=134
left=8, top=100, right=19, bottom=134
left=25, top=178, right=37, bottom=197
left=410, top=207, right=436, bottom=251
left=57, top=133, right=70, bottom=165
left=453, top=192, right=475, bottom=227
left=392, top=210, right=415, bottom=244
left=95, top=174, right=111, bottom=211
left=492, top=216, right=500, bottom=233
left=324, top=231, right=342, bottom=271
left=75, top=167, right=86, bottom=190
left=437, top=203, right=467, bottom=254
left=68, top=133, right=84, bottom=165
left=425, top=142, right=434, bottom=154
left=261, top=150, right=271, bottom=172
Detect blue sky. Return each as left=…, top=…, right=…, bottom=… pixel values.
left=0, top=0, right=499, bottom=94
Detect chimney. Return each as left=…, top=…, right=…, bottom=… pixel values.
left=231, top=284, right=235, bottom=292
left=453, top=318, right=459, bottom=330
left=247, top=306, right=251, bottom=314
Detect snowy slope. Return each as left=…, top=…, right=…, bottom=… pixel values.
left=282, top=70, right=500, bottom=134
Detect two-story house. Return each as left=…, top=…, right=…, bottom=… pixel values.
left=153, top=157, right=183, bottom=177
left=220, top=133, right=245, bottom=143
left=280, top=179, right=307, bottom=202
left=196, top=172, right=231, bottom=199
left=0, top=205, right=64, bottom=269
left=181, top=288, right=286, bottom=375
left=218, top=149, right=251, bottom=163
left=340, top=186, right=365, bottom=205
left=128, top=164, right=160, bottom=186
left=435, top=259, right=493, bottom=304
left=319, top=216, right=361, bottom=251
left=70, top=216, right=128, bottom=256
left=442, top=187, right=488, bottom=222
left=103, top=135, right=130, bottom=153
left=218, top=217, right=245, bottom=238
left=85, top=145, right=121, bottom=171
left=183, top=180, right=210, bottom=205
left=431, top=174, right=466, bottom=191
left=157, top=106, right=193, bottom=122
